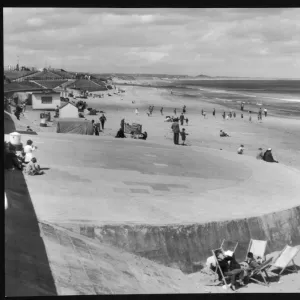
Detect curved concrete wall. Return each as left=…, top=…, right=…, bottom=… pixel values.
left=57, top=205, right=300, bottom=273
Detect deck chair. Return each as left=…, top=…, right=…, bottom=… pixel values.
left=211, top=248, right=231, bottom=290
left=248, top=257, right=273, bottom=286
left=245, top=239, right=267, bottom=261
left=270, top=245, right=300, bottom=277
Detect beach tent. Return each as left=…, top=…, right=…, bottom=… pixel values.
left=56, top=118, right=94, bottom=135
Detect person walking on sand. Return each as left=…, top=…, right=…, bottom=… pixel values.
left=222, top=111, right=226, bottom=120
left=213, top=108, right=216, bottom=117
left=180, top=128, right=189, bottom=145
left=135, top=108, right=139, bottom=115
left=99, top=113, right=107, bottom=130
left=160, top=107, right=164, bottom=115
left=171, top=118, right=180, bottom=145
left=264, top=108, right=267, bottom=117
left=180, top=113, right=185, bottom=126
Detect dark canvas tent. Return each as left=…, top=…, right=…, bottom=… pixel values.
left=56, top=118, right=94, bottom=135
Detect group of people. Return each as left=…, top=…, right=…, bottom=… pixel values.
left=91, top=113, right=107, bottom=135
left=220, top=131, right=279, bottom=162
left=4, top=139, right=44, bottom=175
left=171, top=118, right=189, bottom=145
left=237, top=145, right=279, bottom=162
left=147, top=105, right=155, bottom=116
left=209, top=249, right=264, bottom=291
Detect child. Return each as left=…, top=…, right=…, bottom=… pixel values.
left=185, top=118, right=189, bottom=125
left=180, top=128, right=189, bottom=145
left=25, top=157, right=44, bottom=175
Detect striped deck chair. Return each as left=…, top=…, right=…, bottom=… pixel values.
left=248, top=257, right=273, bottom=286
left=270, top=245, right=300, bottom=278
left=245, top=239, right=267, bottom=261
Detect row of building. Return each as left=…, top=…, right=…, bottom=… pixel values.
left=4, top=68, right=110, bottom=111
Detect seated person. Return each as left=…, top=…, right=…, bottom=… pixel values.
left=138, top=131, right=148, bottom=140
left=25, top=157, right=44, bottom=175
left=5, top=144, right=23, bottom=170
left=237, top=145, right=244, bottom=154
left=242, top=252, right=262, bottom=283
left=220, top=130, right=229, bottom=137
left=115, top=128, right=126, bottom=138
left=24, top=140, right=37, bottom=163
left=164, top=116, right=173, bottom=122
left=263, top=148, right=279, bottom=163
left=130, top=131, right=137, bottom=139
left=256, top=148, right=264, bottom=160
left=215, top=249, right=245, bottom=291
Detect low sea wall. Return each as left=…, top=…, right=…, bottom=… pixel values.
left=56, top=205, right=300, bottom=273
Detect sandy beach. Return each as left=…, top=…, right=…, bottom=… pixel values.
left=5, top=82, right=300, bottom=295
left=20, top=83, right=300, bottom=171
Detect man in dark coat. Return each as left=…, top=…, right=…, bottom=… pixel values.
left=171, top=118, right=180, bottom=145
left=99, top=113, right=107, bottom=130
left=215, top=249, right=244, bottom=291
left=263, top=148, right=279, bottom=163
left=179, top=113, right=185, bottom=126
left=120, top=117, right=125, bottom=131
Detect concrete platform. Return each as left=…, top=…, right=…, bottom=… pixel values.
left=6, top=132, right=300, bottom=226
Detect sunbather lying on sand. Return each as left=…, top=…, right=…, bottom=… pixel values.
left=220, top=130, right=230, bottom=137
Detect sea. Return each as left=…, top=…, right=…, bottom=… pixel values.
left=140, top=79, right=300, bottom=117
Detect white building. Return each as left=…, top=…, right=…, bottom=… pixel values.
left=31, top=91, right=61, bottom=110
left=59, top=102, right=78, bottom=118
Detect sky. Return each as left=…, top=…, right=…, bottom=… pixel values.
left=3, top=8, right=300, bottom=78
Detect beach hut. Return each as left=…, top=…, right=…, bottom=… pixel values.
left=59, top=102, right=79, bottom=118
left=31, top=91, right=61, bottom=110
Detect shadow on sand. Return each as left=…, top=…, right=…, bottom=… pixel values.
left=4, top=111, right=16, bottom=134
left=5, top=161, right=57, bottom=294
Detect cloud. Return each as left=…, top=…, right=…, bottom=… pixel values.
left=3, top=8, right=300, bottom=78
left=27, top=18, right=45, bottom=26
